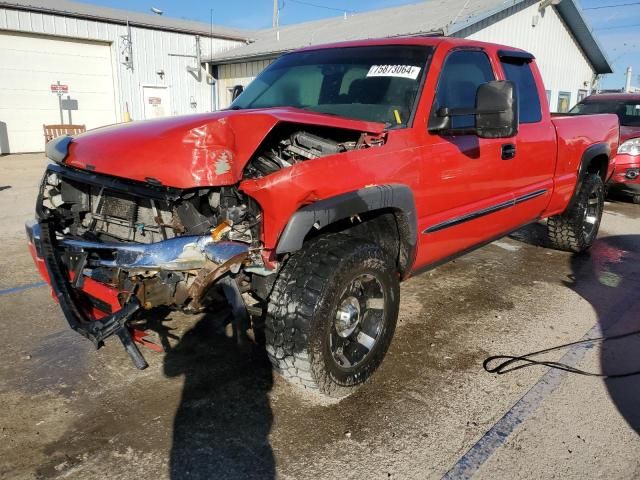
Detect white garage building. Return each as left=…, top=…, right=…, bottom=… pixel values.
left=0, top=0, right=251, bottom=153
left=208, top=0, right=612, bottom=112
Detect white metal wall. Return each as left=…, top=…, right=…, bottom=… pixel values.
left=457, top=1, right=595, bottom=112
left=217, top=59, right=275, bottom=109
left=0, top=7, right=245, bottom=151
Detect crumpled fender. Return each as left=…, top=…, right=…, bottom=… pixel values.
left=63, top=108, right=385, bottom=188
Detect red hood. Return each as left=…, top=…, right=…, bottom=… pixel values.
left=64, top=108, right=385, bottom=188
left=620, top=125, right=640, bottom=143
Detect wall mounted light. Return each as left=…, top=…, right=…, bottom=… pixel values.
left=539, top=0, right=561, bottom=12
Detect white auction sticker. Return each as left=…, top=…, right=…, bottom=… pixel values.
left=366, top=65, right=421, bottom=80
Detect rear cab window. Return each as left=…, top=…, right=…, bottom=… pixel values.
left=499, top=53, right=542, bottom=123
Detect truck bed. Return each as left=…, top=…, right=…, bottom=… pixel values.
left=546, top=113, right=619, bottom=215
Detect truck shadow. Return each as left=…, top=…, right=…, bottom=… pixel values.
left=510, top=226, right=640, bottom=433
left=567, top=235, right=640, bottom=435
left=508, top=221, right=553, bottom=248
left=160, top=309, right=275, bottom=479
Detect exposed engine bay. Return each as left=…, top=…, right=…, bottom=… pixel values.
left=244, top=125, right=386, bottom=179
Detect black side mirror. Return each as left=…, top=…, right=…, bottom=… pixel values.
left=231, top=85, right=244, bottom=101
left=475, top=80, right=518, bottom=138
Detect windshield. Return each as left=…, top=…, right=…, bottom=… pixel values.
left=230, top=45, right=433, bottom=127
left=569, top=100, right=640, bottom=126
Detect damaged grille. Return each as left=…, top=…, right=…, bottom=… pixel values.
left=102, top=195, right=136, bottom=221
left=88, top=187, right=174, bottom=243
left=39, top=165, right=260, bottom=246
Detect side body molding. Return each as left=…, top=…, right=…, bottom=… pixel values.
left=275, top=184, right=417, bottom=255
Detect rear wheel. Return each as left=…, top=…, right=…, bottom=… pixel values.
left=265, top=234, right=400, bottom=398
left=547, top=173, right=604, bottom=253
left=632, top=195, right=640, bottom=205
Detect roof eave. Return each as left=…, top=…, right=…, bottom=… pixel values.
left=554, top=0, right=613, bottom=74
left=0, top=1, right=253, bottom=41
left=210, top=51, right=283, bottom=65
left=445, top=0, right=528, bottom=36
left=447, top=0, right=611, bottom=75
left=206, top=28, right=445, bottom=64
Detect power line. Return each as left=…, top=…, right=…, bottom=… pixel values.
left=584, top=1, right=640, bottom=10
left=595, top=22, right=640, bottom=29
left=285, top=0, right=356, bottom=13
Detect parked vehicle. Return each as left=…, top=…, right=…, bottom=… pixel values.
left=27, top=37, right=619, bottom=398
left=569, top=93, right=640, bottom=203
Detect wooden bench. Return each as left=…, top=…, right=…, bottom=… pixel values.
left=43, top=124, right=86, bottom=145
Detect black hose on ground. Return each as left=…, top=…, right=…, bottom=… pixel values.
left=484, top=329, right=640, bottom=378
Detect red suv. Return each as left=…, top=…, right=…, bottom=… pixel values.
left=570, top=93, right=640, bottom=203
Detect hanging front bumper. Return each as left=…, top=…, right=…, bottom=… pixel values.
left=25, top=220, right=250, bottom=369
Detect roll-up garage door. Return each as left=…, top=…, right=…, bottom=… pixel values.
left=0, top=31, right=117, bottom=153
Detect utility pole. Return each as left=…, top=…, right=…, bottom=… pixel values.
left=273, top=0, right=278, bottom=28
left=625, top=66, right=633, bottom=93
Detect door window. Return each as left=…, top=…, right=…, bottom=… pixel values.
left=500, top=58, right=542, bottom=123
left=432, top=50, right=495, bottom=129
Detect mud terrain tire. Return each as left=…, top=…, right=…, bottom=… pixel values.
left=265, top=234, right=399, bottom=398
left=547, top=173, right=604, bottom=253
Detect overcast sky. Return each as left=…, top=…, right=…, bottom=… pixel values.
left=81, top=0, right=640, bottom=90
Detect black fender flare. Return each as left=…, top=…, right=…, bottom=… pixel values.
left=567, top=143, right=611, bottom=211
left=275, top=184, right=417, bottom=257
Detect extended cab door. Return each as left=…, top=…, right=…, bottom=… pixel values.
left=497, top=52, right=556, bottom=224
left=416, top=48, right=520, bottom=266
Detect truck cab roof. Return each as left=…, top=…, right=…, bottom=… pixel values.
left=293, top=36, right=533, bottom=58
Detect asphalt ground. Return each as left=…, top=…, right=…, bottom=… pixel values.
left=1, top=153, right=639, bottom=479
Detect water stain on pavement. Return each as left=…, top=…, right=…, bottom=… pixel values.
left=16, top=330, right=92, bottom=396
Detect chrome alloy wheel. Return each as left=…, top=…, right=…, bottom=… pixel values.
left=583, top=189, right=602, bottom=238
left=330, top=273, right=385, bottom=369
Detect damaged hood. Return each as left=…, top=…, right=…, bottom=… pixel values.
left=63, top=108, right=386, bottom=188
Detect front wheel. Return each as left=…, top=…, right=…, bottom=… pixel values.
left=265, top=234, right=400, bottom=398
left=547, top=173, right=605, bottom=253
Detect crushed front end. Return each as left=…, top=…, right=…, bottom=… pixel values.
left=27, top=161, right=264, bottom=368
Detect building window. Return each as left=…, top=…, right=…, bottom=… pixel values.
left=577, top=89, right=588, bottom=102
left=557, top=91, right=572, bottom=113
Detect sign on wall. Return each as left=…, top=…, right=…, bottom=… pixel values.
left=50, top=83, right=69, bottom=94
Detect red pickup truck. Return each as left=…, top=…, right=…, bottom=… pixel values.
left=27, top=37, right=618, bottom=398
